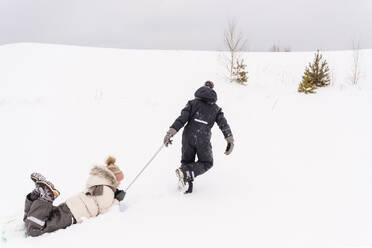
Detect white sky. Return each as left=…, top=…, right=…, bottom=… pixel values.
left=0, top=0, right=371, bottom=51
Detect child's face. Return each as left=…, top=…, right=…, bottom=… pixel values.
left=116, top=173, right=124, bottom=184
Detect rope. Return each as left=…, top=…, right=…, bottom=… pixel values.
left=124, top=144, right=164, bottom=192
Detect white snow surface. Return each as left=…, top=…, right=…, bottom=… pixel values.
left=0, top=43, right=372, bottom=248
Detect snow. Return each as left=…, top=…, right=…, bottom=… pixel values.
left=0, top=43, right=372, bottom=248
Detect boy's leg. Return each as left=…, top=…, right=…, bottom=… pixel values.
left=25, top=200, right=75, bottom=237
left=192, top=141, right=213, bottom=177
left=24, top=172, right=58, bottom=224
left=175, top=138, right=196, bottom=192
left=25, top=172, right=72, bottom=237
left=180, top=138, right=197, bottom=179
left=39, top=203, right=75, bottom=234
left=25, top=199, right=54, bottom=237
left=181, top=138, right=196, bottom=166
left=23, top=191, right=40, bottom=221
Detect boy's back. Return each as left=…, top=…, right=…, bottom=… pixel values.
left=170, top=86, right=232, bottom=139
left=163, top=81, right=235, bottom=194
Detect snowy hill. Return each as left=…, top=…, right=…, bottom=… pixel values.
left=0, top=43, right=371, bottom=248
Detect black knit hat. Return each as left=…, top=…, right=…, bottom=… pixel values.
left=204, top=81, right=214, bottom=89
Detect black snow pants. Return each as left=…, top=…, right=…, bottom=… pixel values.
left=23, top=193, right=75, bottom=237
left=180, top=129, right=213, bottom=177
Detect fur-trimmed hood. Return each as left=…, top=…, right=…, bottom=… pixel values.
left=86, top=166, right=119, bottom=189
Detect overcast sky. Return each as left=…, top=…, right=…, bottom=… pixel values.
left=0, top=0, right=371, bottom=51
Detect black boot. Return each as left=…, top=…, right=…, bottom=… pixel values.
left=175, top=167, right=194, bottom=194
left=185, top=180, right=193, bottom=194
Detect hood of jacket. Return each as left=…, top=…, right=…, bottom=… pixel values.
left=86, top=166, right=119, bottom=189
left=194, top=86, right=217, bottom=103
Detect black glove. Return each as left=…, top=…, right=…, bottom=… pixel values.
left=114, top=189, right=126, bottom=201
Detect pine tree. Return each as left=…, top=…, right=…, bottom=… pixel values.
left=298, top=50, right=330, bottom=94
left=298, top=67, right=316, bottom=94
left=232, top=59, right=248, bottom=84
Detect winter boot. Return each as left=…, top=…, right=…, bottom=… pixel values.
left=30, top=172, right=60, bottom=201
left=175, top=168, right=194, bottom=194
left=31, top=172, right=46, bottom=183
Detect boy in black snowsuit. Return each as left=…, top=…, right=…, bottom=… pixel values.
left=163, top=81, right=234, bottom=193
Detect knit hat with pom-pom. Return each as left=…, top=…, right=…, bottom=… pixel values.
left=106, top=156, right=124, bottom=183
left=204, top=81, right=214, bottom=89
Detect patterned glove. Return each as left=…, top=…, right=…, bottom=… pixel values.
left=163, top=128, right=177, bottom=147
left=114, top=189, right=126, bottom=201
left=224, top=136, right=234, bottom=155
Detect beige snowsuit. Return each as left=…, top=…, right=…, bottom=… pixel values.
left=66, top=166, right=119, bottom=223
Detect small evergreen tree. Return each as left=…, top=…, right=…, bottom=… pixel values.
left=232, top=59, right=248, bottom=84
left=298, top=68, right=316, bottom=94
left=298, top=50, right=330, bottom=94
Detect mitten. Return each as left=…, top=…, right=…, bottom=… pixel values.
left=114, top=189, right=126, bottom=201
left=224, top=136, right=234, bottom=155
left=163, top=128, right=177, bottom=147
